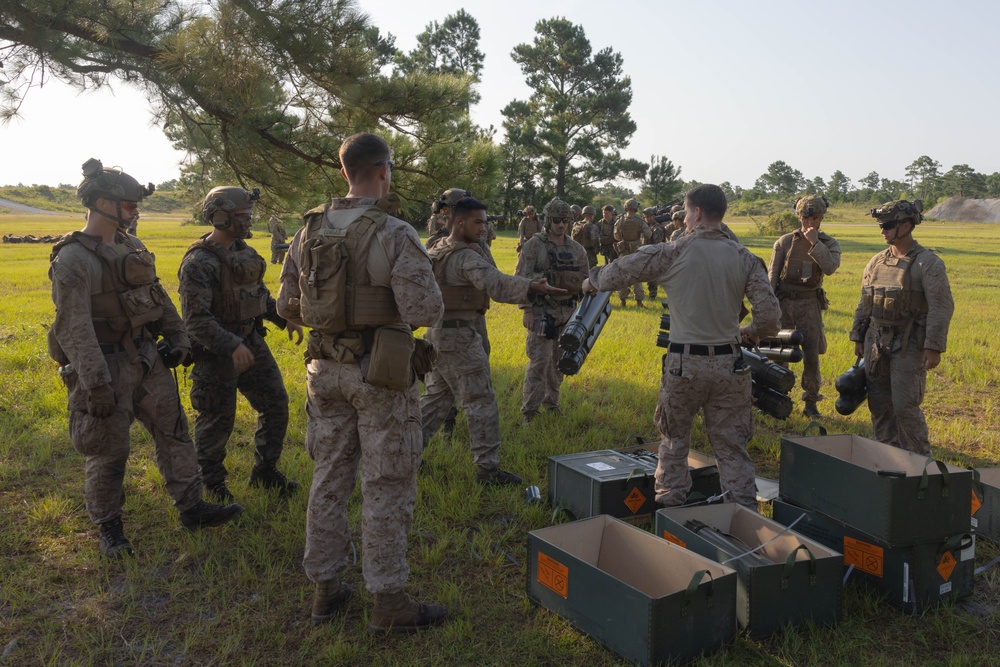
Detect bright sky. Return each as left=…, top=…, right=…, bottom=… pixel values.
left=2, top=0, right=998, bottom=189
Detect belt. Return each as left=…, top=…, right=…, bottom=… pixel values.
left=669, top=343, right=739, bottom=356
left=439, top=319, right=474, bottom=329
left=781, top=289, right=818, bottom=300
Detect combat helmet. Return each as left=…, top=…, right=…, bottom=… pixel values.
left=440, top=187, right=472, bottom=208
left=570, top=204, right=582, bottom=217
left=671, top=210, right=686, bottom=222
left=76, top=158, right=155, bottom=229
left=870, top=199, right=923, bottom=225
left=582, top=205, right=597, bottom=217
left=642, top=207, right=656, bottom=216
left=202, top=186, right=261, bottom=228
left=542, top=198, right=572, bottom=228
left=794, top=195, right=829, bottom=218
left=431, top=200, right=443, bottom=215
left=624, top=198, right=640, bottom=211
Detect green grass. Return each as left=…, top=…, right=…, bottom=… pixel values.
left=1, top=209, right=999, bottom=665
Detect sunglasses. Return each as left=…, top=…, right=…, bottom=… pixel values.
left=119, top=201, right=139, bottom=212
left=878, top=220, right=901, bottom=230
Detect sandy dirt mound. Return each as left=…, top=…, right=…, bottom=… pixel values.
left=927, top=197, right=1000, bottom=222
left=0, top=197, right=62, bottom=215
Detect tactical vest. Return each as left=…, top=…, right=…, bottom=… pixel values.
left=521, top=217, right=540, bottom=241
left=599, top=218, right=615, bottom=245
left=428, top=243, right=490, bottom=317
left=297, top=204, right=400, bottom=334
left=50, top=231, right=167, bottom=345
left=863, top=249, right=929, bottom=328
left=183, top=237, right=269, bottom=337
left=618, top=214, right=642, bottom=242
left=571, top=221, right=596, bottom=250
left=425, top=228, right=448, bottom=251
left=778, top=232, right=822, bottom=291
left=538, top=233, right=585, bottom=295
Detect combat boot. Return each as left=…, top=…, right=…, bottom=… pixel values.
left=311, top=579, right=354, bottom=625
left=179, top=500, right=244, bottom=531
left=368, top=589, right=447, bottom=634
left=98, top=518, right=134, bottom=559
left=248, top=463, right=300, bottom=496
left=205, top=481, right=235, bottom=504
left=522, top=411, right=538, bottom=425
left=803, top=401, right=821, bottom=419
left=476, top=466, right=523, bottom=487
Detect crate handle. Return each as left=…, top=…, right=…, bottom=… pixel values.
left=801, top=421, right=827, bottom=436
left=781, top=543, right=818, bottom=589
left=937, top=533, right=973, bottom=560
left=971, top=468, right=985, bottom=505
left=918, top=458, right=950, bottom=500
left=681, top=569, right=714, bottom=615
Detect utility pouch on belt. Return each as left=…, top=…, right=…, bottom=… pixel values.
left=817, top=287, right=829, bottom=311
left=365, top=325, right=415, bottom=391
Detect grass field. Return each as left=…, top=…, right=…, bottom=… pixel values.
left=1, top=208, right=999, bottom=665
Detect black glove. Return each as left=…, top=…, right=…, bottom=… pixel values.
left=86, top=384, right=115, bottom=418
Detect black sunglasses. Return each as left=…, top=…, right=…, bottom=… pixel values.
left=878, top=220, right=901, bottom=230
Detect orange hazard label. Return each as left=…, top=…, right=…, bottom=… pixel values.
left=537, top=552, right=569, bottom=598
left=972, top=489, right=982, bottom=517
left=843, top=536, right=884, bottom=578
left=937, top=551, right=957, bottom=582
left=624, top=487, right=647, bottom=514
left=662, top=530, right=686, bottom=548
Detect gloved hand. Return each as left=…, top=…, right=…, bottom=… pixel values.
left=86, top=384, right=116, bottom=418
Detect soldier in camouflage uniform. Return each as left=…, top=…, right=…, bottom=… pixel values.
left=515, top=198, right=589, bottom=422
left=668, top=209, right=686, bottom=241
left=584, top=185, right=780, bottom=508
left=643, top=206, right=668, bottom=299
left=424, top=187, right=489, bottom=441
left=598, top=204, right=618, bottom=264
left=178, top=187, right=304, bottom=503
left=277, top=133, right=447, bottom=632
left=768, top=195, right=841, bottom=418
left=48, top=159, right=243, bottom=559
left=850, top=200, right=954, bottom=456
left=268, top=215, right=288, bottom=264
left=421, top=197, right=567, bottom=484
left=571, top=205, right=602, bottom=268
left=613, top=198, right=652, bottom=307
left=426, top=200, right=447, bottom=236
left=516, top=205, right=541, bottom=253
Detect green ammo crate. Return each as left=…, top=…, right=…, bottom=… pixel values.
left=527, top=515, right=737, bottom=667
left=655, top=503, right=843, bottom=638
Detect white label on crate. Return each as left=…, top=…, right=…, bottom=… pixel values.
left=586, top=462, right=615, bottom=472
left=971, top=517, right=979, bottom=529
left=962, top=535, right=976, bottom=562
left=940, top=581, right=953, bottom=595
left=903, top=563, right=909, bottom=603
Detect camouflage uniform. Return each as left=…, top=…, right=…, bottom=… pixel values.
left=571, top=217, right=602, bottom=269
left=49, top=231, right=203, bottom=523
left=613, top=207, right=652, bottom=306
left=178, top=236, right=292, bottom=490
left=515, top=231, right=588, bottom=418
left=850, top=241, right=953, bottom=455
left=644, top=208, right=668, bottom=298
left=517, top=214, right=541, bottom=252
left=598, top=211, right=618, bottom=264
left=768, top=228, right=841, bottom=405
left=277, top=197, right=443, bottom=592
left=268, top=216, right=288, bottom=264
left=420, top=242, right=532, bottom=468
left=588, top=228, right=780, bottom=507
left=671, top=221, right=740, bottom=244
left=426, top=214, right=447, bottom=236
